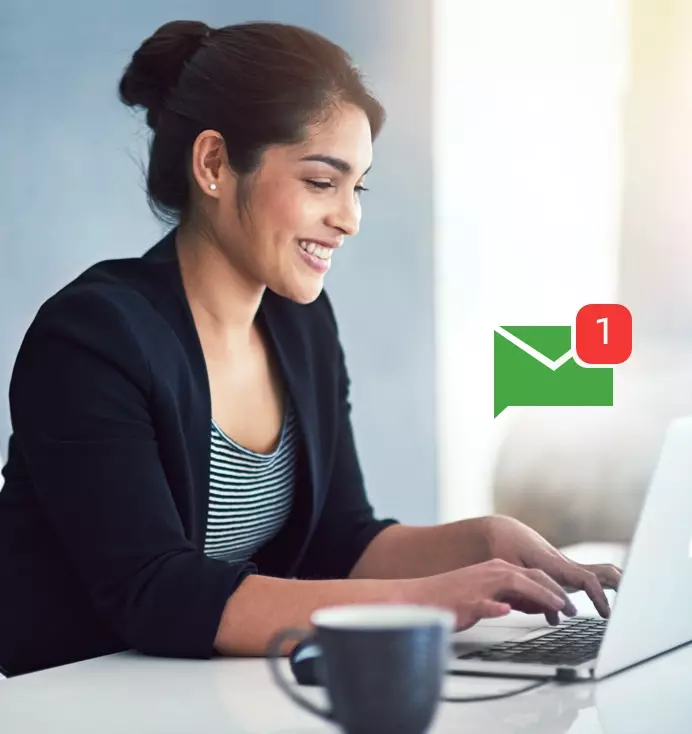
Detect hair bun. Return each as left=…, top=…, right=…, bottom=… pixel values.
left=119, top=20, right=212, bottom=129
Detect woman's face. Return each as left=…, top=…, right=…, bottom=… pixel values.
left=211, top=103, right=373, bottom=304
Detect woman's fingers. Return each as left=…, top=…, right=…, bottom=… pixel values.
left=506, top=598, right=551, bottom=616
left=522, top=568, right=577, bottom=615
left=476, top=599, right=512, bottom=618
left=561, top=565, right=611, bottom=618
left=534, top=554, right=620, bottom=616
left=497, top=569, right=569, bottom=614
left=545, top=610, right=561, bottom=626
left=587, top=563, right=622, bottom=590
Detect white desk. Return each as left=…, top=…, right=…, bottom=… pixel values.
left=2, top=543, right=691, bottom=733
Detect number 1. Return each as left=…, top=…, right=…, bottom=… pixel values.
left=596, top=317, right=608, bottom=345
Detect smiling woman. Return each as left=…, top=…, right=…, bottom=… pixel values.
left=0, top=19, right=618, bottom=678
left=0, top=19, right=393, bottom=676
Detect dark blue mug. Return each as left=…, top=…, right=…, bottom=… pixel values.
left=267, top=604, right=455, bottom=734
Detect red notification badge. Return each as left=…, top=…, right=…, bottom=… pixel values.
left=575, top=304, right=632, bottom=365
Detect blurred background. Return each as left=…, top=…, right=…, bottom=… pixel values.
left=435, top=0, right=692, bottom=548
left=1, top=0, right=691, bottom=549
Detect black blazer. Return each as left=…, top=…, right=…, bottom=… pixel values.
left=0, top=229, right=397, bottom=676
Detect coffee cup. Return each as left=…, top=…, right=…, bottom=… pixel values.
left=267, top=604, right=455, bottom=734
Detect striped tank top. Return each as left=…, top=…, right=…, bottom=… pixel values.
left=203, top=399, right=298, bottom=563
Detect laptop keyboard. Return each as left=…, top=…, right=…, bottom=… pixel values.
left=458, top=617, right=607, bottom=667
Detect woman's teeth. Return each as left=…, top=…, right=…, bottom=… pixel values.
left=299, top=240, right=332, bottom=260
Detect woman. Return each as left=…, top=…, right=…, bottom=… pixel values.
left=0, top=20, right=619, bottom=677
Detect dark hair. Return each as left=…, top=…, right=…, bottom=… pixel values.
left=119, top=20, right=386, bottom=223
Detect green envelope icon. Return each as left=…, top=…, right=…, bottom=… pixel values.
left=494, top=325, right=613, bottom=418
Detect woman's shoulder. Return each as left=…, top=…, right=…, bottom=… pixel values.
left=17, top=254, right=182, bottom=389
left=33, top=249, right=181, bottom=337
left=8, top=258, right=165, bottom=415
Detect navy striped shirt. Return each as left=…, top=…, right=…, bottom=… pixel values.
left=203, top=400, right=298, bottom=563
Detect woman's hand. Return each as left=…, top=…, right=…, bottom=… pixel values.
left=409, top=559, right=578, bottom=631
left=482, top=515, right=622, bottom=624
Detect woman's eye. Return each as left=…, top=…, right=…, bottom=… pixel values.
left=306, top=180, right=370, bottom=195
left=306, top=180, right=333, bottom=190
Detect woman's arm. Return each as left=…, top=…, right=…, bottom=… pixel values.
left=348, top=518, right=494, bottom=579
left=215, top=558, right=580, bottom=656
left=349, top=517, right=619, bottom=620
left=213, top=574, right=410, bottom=655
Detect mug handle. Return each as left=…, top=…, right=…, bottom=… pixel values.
left=266, top=628, right=333, bottom=722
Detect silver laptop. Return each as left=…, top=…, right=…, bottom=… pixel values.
left=449, top=415, right=692, bottom=681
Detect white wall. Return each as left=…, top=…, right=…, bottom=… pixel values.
left=433, top=0, right=629, bottom=521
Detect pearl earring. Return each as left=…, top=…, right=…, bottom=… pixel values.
left=209, top=183, right=217, bottom=191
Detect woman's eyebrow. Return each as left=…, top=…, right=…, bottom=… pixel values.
left=300, top=154, right=372, bottom=177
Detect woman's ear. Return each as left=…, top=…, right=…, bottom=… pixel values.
left=190, top=130, right=232, bottom=198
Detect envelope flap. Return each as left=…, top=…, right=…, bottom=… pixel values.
left=500, top=326, right=571, bottom=360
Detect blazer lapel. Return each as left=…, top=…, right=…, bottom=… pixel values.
left=257, top=292, right=319, bottom=546
left=141, top=229, right=212, bottom=545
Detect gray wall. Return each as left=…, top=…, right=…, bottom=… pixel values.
left=0, top=0, right=435, bottom=524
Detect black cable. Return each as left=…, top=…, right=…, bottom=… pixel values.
left=441, top=677, right=548, bottom=703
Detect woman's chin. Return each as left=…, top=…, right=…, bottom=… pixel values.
left=269, top=276, right=325, bottom=305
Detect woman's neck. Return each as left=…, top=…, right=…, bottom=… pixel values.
left=175, top=226, right=265, bottom=349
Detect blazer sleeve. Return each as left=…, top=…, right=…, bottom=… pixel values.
left=9, top=287, right=256, bottom=659
left=295, top=296, right=399, bottom=580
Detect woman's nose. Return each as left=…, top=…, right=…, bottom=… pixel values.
left=325, top=195, right=360, bottom=236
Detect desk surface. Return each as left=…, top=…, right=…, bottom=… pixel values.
left=2, top=543, right=691, bottom=734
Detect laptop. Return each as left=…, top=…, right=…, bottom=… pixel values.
left=449, top=414, right=692, bottom=681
